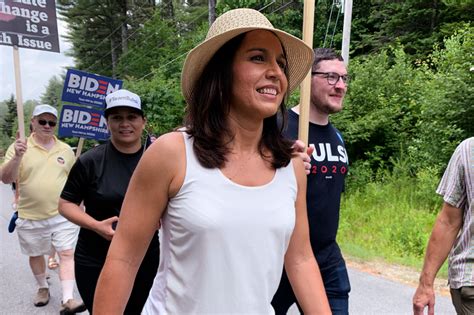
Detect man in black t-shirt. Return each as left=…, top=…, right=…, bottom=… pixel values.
left=272, top=48, right=351, bottom=314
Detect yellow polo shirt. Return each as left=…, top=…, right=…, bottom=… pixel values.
left=3, top=134, right=75, bottom=220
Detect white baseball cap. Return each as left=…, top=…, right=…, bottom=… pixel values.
left=105, top=89, right=143, bottom=116
left=32, top=104, right=58, bottom=118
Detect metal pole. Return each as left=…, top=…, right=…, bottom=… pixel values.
left=341, top=0, right=353, bottom=65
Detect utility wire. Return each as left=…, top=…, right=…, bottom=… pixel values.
left=115, top=8, right=208, bottom=80
left=84, top=3, right=206, bottom=74
left=64, top=3, right=148, bottom=66
left=329, top=4, right=341, bottom=48
left=85, top=20, right=127, bottom=57
left=269, top=1, right=292, bottom=14
left=137, top=51, right=188, bottom=81
left=124, top=8, right=210, bottom=81
left=88, top=1, right=296, bottom=84
left=84, top=5, right=157, bottom=73
left=258, top=1, right=276, bottom=12
left=134, top=2, right=291, bottom=82
left=323, top=0, right=336, bottom=48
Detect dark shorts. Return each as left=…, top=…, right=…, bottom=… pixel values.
left=451, top=286, right=474, bottom=315
left=272, top=259, right=351, bottom=314
left=75, top=254, right=158, bottom=314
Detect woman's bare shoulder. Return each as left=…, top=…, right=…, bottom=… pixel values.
left=141, top=131, right=186, bottom=181
left=143, top=131, right=186, bottom=196
left=147, top=131, right=185, bottom=157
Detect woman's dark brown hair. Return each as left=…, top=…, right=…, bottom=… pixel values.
left=184, top=32, right=294, bottom=169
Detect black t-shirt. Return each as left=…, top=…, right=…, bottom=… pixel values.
left=61, top=141, right=159, bottom=267
left=285, top=109, right=348, bottom=268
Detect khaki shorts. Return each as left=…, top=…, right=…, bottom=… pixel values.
left=15, top=214, right=79, bottom=256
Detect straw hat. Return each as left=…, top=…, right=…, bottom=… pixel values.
left=181, top=8, right=313, bottom=105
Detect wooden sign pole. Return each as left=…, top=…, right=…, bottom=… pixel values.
left=12, top=46, right=26, bottom=140
left=298, top=0, right=315, bottom=145
left=75, top=137, right=85, bottom=158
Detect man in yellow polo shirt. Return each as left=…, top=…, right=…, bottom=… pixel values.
left=1, top=104, right=85, bottom=314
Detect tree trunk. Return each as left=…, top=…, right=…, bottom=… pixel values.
left=111, top=38, right=117, bottom=78
left=121, top=0, right=128, bottom=54
left=162, top=0, right=174, bottom=19
left=208, top=0, right=216, bottom=26
left=122, top=23, right=128, bottom=54
left=431, top=0, right=438, bottom=32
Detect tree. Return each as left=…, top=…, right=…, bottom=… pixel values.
left=125, top=71, right=186, bottom=136
left=116, top=9, right=187, bottom=79
left=55, top=0, right=472, bottom=177
left=350, top=0, right=473, bottom=60
left=40, top=74, right=66, bottom=107
left=332, top=46, right=429, bottom=173
left=412, top=25, right=474, bottom=171
left=209, top=0, right=216, bottom=25
left=2, top=95, right=17, bottom=139
left=58, top=0, right=156, bottom=77
left=331, top=24, right=473, bottom=177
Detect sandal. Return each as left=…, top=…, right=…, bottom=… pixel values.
left=48, top=257, right=59, bottom=269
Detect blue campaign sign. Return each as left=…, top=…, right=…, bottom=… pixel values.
left=61, top=69, right=123, bottom=108
left=58, top=105, right=110, bottom=141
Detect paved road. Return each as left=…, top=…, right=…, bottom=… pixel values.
left=0, top=183, right=87, bottom=315
left=1, top=183, right=455, bottom=314
left=346, top=268, right=454, bottom=314
left=287, top=267, right=455, bottom=315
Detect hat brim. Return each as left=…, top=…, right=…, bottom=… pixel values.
left=181, top=27, right=313, bottom=105
left=33, top=111, right=58, bottom=118
left=104, top=106, right=144, bottom=117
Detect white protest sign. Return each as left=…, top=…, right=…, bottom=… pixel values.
left=0, top=0, right=60, bottom=52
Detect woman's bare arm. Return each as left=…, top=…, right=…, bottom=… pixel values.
left=285, top=157, right=331, bottom=314
left=93, top=132, right=185, bottom=314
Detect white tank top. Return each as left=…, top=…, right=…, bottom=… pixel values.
left=143, top=133, right=297, bottom=314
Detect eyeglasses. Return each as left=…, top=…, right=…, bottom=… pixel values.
left=38, top=119, right=57, bottom=127
left=311, top=71, right=350, bottom=85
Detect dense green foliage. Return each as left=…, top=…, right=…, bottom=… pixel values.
left=28, top=0, right=472, bottom=152
left=125, top=71, right=187, bottom=135
left=350, top=0, right=473, bottom=60
left=333, top=25, right=473, bottom=176
left=333, top=25, right=472, bottom=268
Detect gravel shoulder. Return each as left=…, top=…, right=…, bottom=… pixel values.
left=346, top=256, right=450, bottom=297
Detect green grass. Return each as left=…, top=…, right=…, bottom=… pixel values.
left=337, top=165, right=449, bottom=278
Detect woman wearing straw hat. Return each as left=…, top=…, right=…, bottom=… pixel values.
left=94, top=8, right=331, bottom=314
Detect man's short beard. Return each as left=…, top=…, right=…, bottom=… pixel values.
left=316, top=103, right=342, bottom=115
